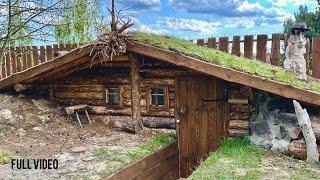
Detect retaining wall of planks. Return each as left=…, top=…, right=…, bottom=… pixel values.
left=196, top=34, right=320, bottom=79
left=106, top=142, right=179, bottom=180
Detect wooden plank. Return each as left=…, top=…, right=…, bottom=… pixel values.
left=54, top=91, right=104, bottom=100
left=46, top=45, right=53, bottom=61
left=26, top=46, right=32, bottom=69
left=312, top=37, right=320, bottom=79
left=5, top=49, right=11, bottom=76
left=231, top=36, right=240, bottom=56
left=10, top=47, right=16, bottom=74
left=305, top=39, right=311, bottom=75
left=32, top=46, right=39, bottom=66
left=198, top=77, right=208, bottom=160
left=128, top=42, right=320, bottom=106
left=206, top=78, right=218, bottom=152
left=16, top=47, right=22, bottom=72
left=130, top=55, right=142, bottom=133
left=71, top=43, right=77, bottom=49
left=256, top=34, right=268, bottom=62
left=244, top=35, right=253, bottom=59
left=207, top=38, right=216, bottom=49
left=219, top=37, right=229, bottom=53
left=52, top=44, right=59, bottom=56
left=59, top=44, right=66, bottom=51
left=22, top=47, right=27, bottom=70
left=271, top=33, right=281, bottom=66
left=176, top=78, right=189, bottom=178
left=107, top=142, right=178, bottom=180
left=1, top=52, right=6, bottom=78
left=197, top=39, right=204, bottom=46
left=65, top=44, right=72, bottom=51
left=39, top=46, right=45, bottom=63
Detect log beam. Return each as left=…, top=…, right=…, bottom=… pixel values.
left=130, top=54, right=142, bottom=133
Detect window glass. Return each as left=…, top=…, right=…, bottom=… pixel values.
left=151, top=88, right=164, bottom=106
left=107, top=88, right=119, bottom=105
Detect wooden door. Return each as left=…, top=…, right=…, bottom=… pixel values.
left=175, top=76, right=229, bottom=178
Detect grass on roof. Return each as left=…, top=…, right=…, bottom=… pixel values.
left=133, top=32, right=320, bottom=93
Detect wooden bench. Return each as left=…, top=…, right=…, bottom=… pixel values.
left=65, top=104, right=92, bottom=128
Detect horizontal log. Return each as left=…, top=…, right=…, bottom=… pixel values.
left=229, top=120, right=249, bottom=130
left=228, top=129, right=248, bottom=138
left=142, top=117, right=175, bottom=129
left=230, top=104, right=251, bottom=113
left=312, top=122, right=320, bottom=143
left=53, top=85, right=105, bottom=92
left=54, top=91, right=104, bottom=100
left=54, top=98, right=105, bottom=106
left=230, top=112, right=250, bottom=120
left=89, top=106, right=131, bottom=116
left=228, top=98, right=249, bottom=104
left=288, top=140, right=320, bottom=160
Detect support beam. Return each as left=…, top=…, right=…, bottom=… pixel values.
left=130, top=54, right=142, bottom=133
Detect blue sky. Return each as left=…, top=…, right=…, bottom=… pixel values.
left=111, top=0, right=318, bottom=39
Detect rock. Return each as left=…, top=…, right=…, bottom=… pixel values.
left=0, top=109, right=13, bottom=120
left=33, top=126, right=43, bottom=131
left=250, top=135, right=273, bottom=149
left=82, top=156, right=96, bottom=162
left=250, top=121, right=270, bottom=135
left=271, top=139, right=290, bottom=153
left=277, top=113, right=298, bottom=126
left=31, top=99, right=51, bottom=112
left=287, top=127, right=302, bottom=140
left=17, top=128, right=26, bottom=137
left=70, top=147, right=87, bottom=153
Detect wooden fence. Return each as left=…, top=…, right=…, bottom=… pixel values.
left=0, top=43, right=83, bottom=79
left=196, top=34, right=320, bottom=79
left=106, top=142, right=179, bottom=180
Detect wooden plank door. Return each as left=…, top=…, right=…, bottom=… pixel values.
left=175, top=76, right=228, bottom=178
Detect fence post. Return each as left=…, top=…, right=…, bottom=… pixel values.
left=207, top=38, right=216, bottom=49
left=39, top=46, right=45, bottom=63
left=244, top=35, right=253, bottom=59
left=271, top=33, right=281, bottom=66
left=26, top=46, right=32, bottom=69
left=46, top=45, right=53, bottom=61
left=312, top=37, right=320, bottom=78
left=32, top=46, right=39, bottom=66
left=219, top=37, right=229, bottom=53
left=5, top=48, right=11, bottom=76
left=10, top=47, right=16, bottom=74
left=197, top=39, right=204, bottom=46
left=256, top=34, right=268, bottom=62
left=231, top=36, right=240, bottom=56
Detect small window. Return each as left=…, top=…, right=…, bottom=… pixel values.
left=150, top=88, right=165, bottom=106
left=106, top=88, right=119, bottom=106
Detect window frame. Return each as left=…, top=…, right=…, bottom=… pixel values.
left=105, top=86, right=122, bottom=108
left=147, top=86, right=169, bottom=110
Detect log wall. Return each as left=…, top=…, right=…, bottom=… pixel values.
left=227, top=84, right=252, bottom=138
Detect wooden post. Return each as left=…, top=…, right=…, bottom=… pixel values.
left=231, top=36, right=240, bottom=56
left=256, top=34, right=268, bottom=62
left=244, top=35, right=253, bottom=59
left=130, top=54, right=142, bottom=133
left=312, top=37, right=320, bottom=78
left=219, top=37, right=229, bottom=53
left=197, top=39, right=204, bottom=46
left=207, top=38, right=216, bottom=49
left=271, top=33, right=281, bottom=66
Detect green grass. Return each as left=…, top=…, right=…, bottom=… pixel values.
left=128, top=133, right=176, bottom=160
left=189, top=137, right=264, bottom=180
left=134, top=32, right=320, bottom=93
left=0, top=149, right=12, bottom=165
left=93, top=133, right=176, bottom=177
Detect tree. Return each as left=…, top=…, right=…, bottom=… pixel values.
left=283, top=2, right=320, bottom=39
left=54, top=0, right=105, bottom=44
left=0, top=0, right=66, bottom=66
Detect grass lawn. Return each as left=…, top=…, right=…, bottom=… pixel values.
left=0, top=149, right=12, bottom=165
left=189, top=138, right=320, bottom=180
left=134, top=32, right=320, bottom=93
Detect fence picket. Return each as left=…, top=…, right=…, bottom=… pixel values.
left=271, top=34, right=281, bottom=66
left=10, top=47, right=16, bottom=74
left=207, top=38, right=216, bottom=48
left=16, top=47, right=22, bottom=72
left=5, top=49, right=11, bottom=76
left=244, top=35, right=253, bottom=59
left=256, top=34, right=268, bottom=62
left=231, top=36, right=240, bottom=56
left=26, top=46, right=32, bottom=69
left=39, top=46, right=45, bottom=63
left=219, top=37, right=229, bottom=53
left=197, top=39, right=204, bottom=46
left=32, top=46, right=39, bottom=66
left=312, top=37, right=320, bottom=78
left=46, top=45, right=53, bottom=61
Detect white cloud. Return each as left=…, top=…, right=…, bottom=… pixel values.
left=225, top=18, right=255, bottom=28
left=137, top=24, right=169, bottom=35
left=268, top=0, right=318, bottom=7
left=157, top=17, right=221, bottom=34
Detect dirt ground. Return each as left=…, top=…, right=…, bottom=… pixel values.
left=0, top=93, right=174, bottom=179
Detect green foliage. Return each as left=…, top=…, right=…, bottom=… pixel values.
left=189, top=138, right=263, bottom=180
left=128, top=133, right=176, bottom=160
left=0, top=149, right=12, bottom=165
left=134, top=32, right=320, bottom=93
left=283, top=4, right=320, bottom=39
left=55, top=0, right=106, bottom=44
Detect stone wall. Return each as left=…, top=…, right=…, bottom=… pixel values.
left=250, top=90, right=320, bottom=159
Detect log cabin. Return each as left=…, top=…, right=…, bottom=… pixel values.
left=1, top=32, right=320, bottom=177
